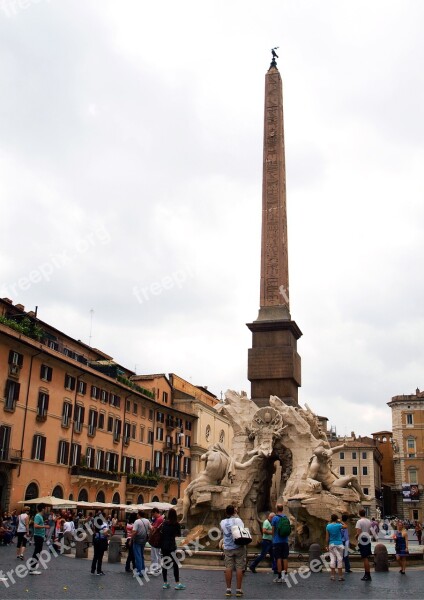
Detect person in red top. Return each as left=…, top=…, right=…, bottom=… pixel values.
left=148, top=508, right=164, bottom=574
left=125, top=514, right=136, bottom=573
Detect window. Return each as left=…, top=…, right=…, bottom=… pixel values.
left=126, top=399, right=131, bottom=412
left=164, top=453, right=172, bottom=476
left=363, top=487, right=369, bottom=496
left=339, top=452, right=344, bottom=459
left=144, top=460, right=151, bottom=474
left=113, top=419, right=122, bottom=442
left=352, top=452, right=357, bottom=460
left=62, top=402, right=72, bottom=428
left=31, top=435, right=46, bottom=461
left=185, top=421, right=192, bottom=431
left=138, top=459, right=143, bottom=473
left=36, top=392, right=49, bottom=420
left=78, top=381, right=87, bottom=395
left=57, top=440, right=69, bottom=465
left=339, top=466, right=345, bottom=475
left=148, top=430, right=154, bottom=445
left=148, top=409, right=153, bottom=421
left=64, top=374, right=76, bottom=391
left=185, top=435, right=191, bottom=448
left=98, top=412, right=105, bottom=430
left=406, top=413, right=414, bottom=426
left=183, top=457, right=191, bottom=475
left=141, top=406, right=146, bottom=418
left=107, top=416, right=114, bottom=432
left=133, top=402, right=137, bottom=415
left=413, top=509, right=419, bottom=521
left=162, top=392, right=168, bottom=404
left=74, top=405, right=85, bottom=433
left=131, top=424, right=136, bottom=439
left=362, top=452, right=367, bottom=460
left=40, top=364, right=52, bottom=382
left=140, top=426, right=145, bottom=443
left=110, top=393, right=120, bottom=408
left=9, top=350, right=23, bottom=367
left=352, top=466, right=358, bottom=475
left=123, top=422, right=131, bottom=444
left=176, top=417, right=183, bottom=429
left=409, top=469, right=418, bottom=484
left=86, top=446, right=95, bottom=468
left=157, top=411, right=164, bottom=423
left=362, top=466, right=368, bottom=476
left=407, top=438, right=416, bottom=457
left=105, top=451, right=118, bottom=472
left=154, top=450, right=162, bottom=472
left=0, top=425, right=11, bottom=461
left=47, top=340, right=58, bottom=351
left=4, top=379, right=20, bottom=411
left=96, top=450, right=104, bottom=470
left=88, top=409, right=98, bottom=436
left=70, top=443, right=81, bottom=466
left=156, top=426, right=164, bottom=441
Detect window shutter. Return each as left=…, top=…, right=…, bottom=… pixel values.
left=93, top=411, right=98, bottom=427
left=117, top=420, right=122, bottom=435
left=5, top=380, right=11, bottom=398
left=31, top=436, right=37, bottom=459
left=57, top=442, right=62, bottom=463
left=48, top=367, right=53, bottom=381
left=8, top=350, right=13, bottom=365
left=80, top=407, right=85, bottom=423
left=64, top=442, right=69, bottom=464
left=41, top=437, right=46, bottom=461
left=14, top=382, right=20, bottom=401
left=45, top=394, right=49, bottom=411
left=77, top=445, right=81, bottom=465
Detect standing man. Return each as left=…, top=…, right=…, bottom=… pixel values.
left=16, top=506, right=30, bottom=560
left=149, top=508, right=164, bottom=574
left=131, top=509, right=151, bottom=576
left=341, top=513, right=352, bottom=573
left=271, top=504, right=290, bottom=583
left=29, top=503, right=48, bottom=575
left=249, top=511, right=275, bottom=573
left=220, top=505, right=246, bottom=598
left=355, top=509, right=374, bottom=581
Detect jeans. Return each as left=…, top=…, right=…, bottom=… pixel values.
left=250, top=539, right=274, bottom=570
left=133, top=542, right=146, bottom=574
left=31, top=536, right=44, bottom=569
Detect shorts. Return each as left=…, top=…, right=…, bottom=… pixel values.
left=359, top=542, right=372, bottom=558
left=16, top=532, right=27, bottom=548
left=273, top=542, right=289, bottom=560
left=328, top=544, right=344, bottom=568
left=223, top=547, right=246, bottom=570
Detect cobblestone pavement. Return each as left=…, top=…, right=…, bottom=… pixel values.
left=0, top=544, right=422, bottom=600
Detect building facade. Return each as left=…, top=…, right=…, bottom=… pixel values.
left=388, top=389, right=424, bottom=521
left=371, top=430, right=395, bottom=516
left=0, top=298, right=203, bottom=510
left=330, top=435, right=383, bottom=517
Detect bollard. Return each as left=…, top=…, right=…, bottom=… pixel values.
left=374, top=543, right=389, bottom=572
left=108, top=534, right=122, bottom=563
left=75, top=539, right=88, bottom=559
left=308, top=543, right=323, bottom=572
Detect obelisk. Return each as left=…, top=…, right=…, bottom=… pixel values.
left=247, top=51, right=302, bottom=408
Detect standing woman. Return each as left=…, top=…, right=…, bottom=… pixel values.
left=160, top=508, right=185, bottom=590
left=393, top=521, right=409, bottom=574
left=91, top=525, right=109, bottom=575
left=16, top=507, right=30, bottom=559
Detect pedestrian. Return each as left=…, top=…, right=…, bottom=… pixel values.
left=11, top=510, right=18, bottom=539
left=325, top=514, right=346, bottom=581
left=220, top=504, right=245, bottom=598
left=16, top=506, right=30, bottom=560
left=355, top=509, right=374, bottom=581
left=149, top=508, right=164, bottom=574
left=370, top=516, right=380, bottom=538
left=249, top=511, right=275, bottom=573
left=271, top=503, right=290, bottom=584
left=131, top=509, right=151, bottom=576
left=125, top=514, right=136, bottom=573
left=62, top=516, right=75, bottom=550
left=414, top=521, right=422, bottom=545
left=160, top=508, right=185, bottom=590
left=393, top=521, right=409, bottom=574
left=91, top=524, right=109, bottom=575
left=29, top=503, right=48, bottom=575
left=341, top=514, right=352, bottom=573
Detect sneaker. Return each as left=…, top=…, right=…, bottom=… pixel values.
left=163, top=583, right=171, bottom=589
left=29, top=571, right=42, bottom=575
left=273, top=576, right=282, bottom=583
left=361, top=574, right=372, bottom=581
left=249, top=566, right=256, bottom=573
left=125, top=569, right=132, bottom=573
left=96, top=572, right=105, bottom=576
left=175, top=583, right=186, bottom=590
left=236, top=591, right=243, bottom=597
left=225, top=590, right=232, bottom=597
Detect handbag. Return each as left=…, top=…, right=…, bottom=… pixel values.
left=148, top=523, right=163, bottom=548
left=231, top=525, right=252, bottom=546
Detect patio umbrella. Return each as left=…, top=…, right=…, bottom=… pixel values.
left=144, top=501, right=174, bottom=511
left=18, top=496, right=77, bottom=509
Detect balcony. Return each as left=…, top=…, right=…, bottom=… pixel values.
left=123, top=436, right=130, bottom=446
left=36, top=408, right=48, bottom=422
left=166, top=418, right=176, bottom=430
left=0, top=448, right=22, bottom=467
left=70, top=465, right=121, bottom=487
left=126, top=475, right=159, bottom=490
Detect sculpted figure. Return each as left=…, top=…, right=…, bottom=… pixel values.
left=179, top=443, right=260, bottom=522
left=307, top=444, right=371, bottom=500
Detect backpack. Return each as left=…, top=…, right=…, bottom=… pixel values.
left=148, top=523, right=163, bottom=549
left=276, top=515, right=291, bottom=538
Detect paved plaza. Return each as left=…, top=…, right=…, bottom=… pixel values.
left=0, top=543, right=422, bottom=600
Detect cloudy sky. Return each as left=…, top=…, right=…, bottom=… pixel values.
left=1, top=0, right=423, bottom=436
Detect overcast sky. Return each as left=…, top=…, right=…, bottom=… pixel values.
left=1, top=0, right=423, bottom=437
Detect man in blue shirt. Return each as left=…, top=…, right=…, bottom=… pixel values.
left=220, top=505, right=246, bottom=598
left=271, top=504, right=289, bottom=583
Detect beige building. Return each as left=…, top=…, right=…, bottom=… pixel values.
left=330, top=435, right=383, bottom=517
left=388, top=389, right=424, bottom=521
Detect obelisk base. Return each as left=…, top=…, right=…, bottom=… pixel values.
left=247, top=319, right=302, bottom=408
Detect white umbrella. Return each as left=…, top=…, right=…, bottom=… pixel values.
left=144, top=501, right=174, bottom=511
left=18, top=496, right=77, bottom=509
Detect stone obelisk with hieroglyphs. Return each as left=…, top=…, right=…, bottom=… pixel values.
left=247, top=53, right=302, bottom=408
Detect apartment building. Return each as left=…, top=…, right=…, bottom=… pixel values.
left=388, top=389, right=424, bottom=521
left=330, top=435, right=383, bottom=517
left=0, top=298, right=197, bottom=510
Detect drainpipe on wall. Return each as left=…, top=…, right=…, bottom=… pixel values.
left=18, top=350, right=42, bottom=477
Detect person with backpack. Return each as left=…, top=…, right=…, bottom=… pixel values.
left=131, top=509, right=151, bottom=577
left=220, top=505, right=246, bottom=598
left=160, top=508, right=185, bottom=590
left=271, top=503, right=291, bottom=584
left=249, top=511, right=275, bottom=574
